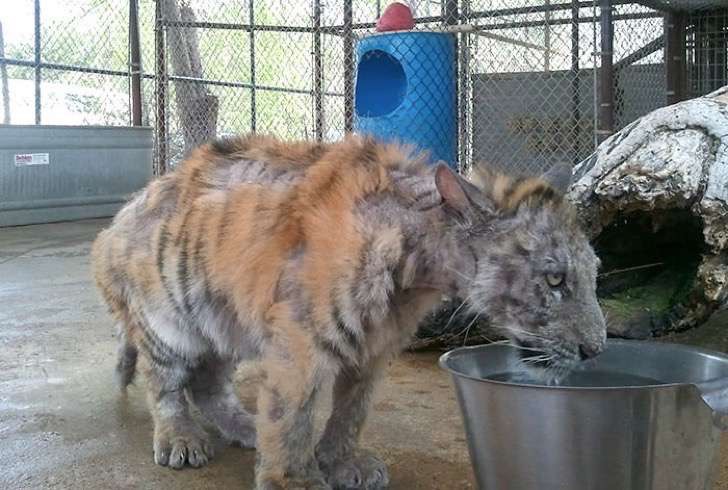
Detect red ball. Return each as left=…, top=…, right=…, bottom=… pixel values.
left=376, top=2, right=415, bottom=32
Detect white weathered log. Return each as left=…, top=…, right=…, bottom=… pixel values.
left=568, top=86, right=728, bottom=333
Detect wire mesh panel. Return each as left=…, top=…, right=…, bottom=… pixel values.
left=154, top=0, right=323, bottom=168
left=468, top=1, right=598, bottom=176
left=611, top=2, right=665, bottom=131
left=687, top=7, right=728, bottom=98
left=0, top=0, right=133, bottom=126
left=468, top=1, right=669, bottom=176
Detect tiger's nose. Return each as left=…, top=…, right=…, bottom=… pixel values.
left=578, top=342, right=602, bottom=360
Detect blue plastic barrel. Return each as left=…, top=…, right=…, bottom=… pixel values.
left=354, top=31, right=457, bottom=167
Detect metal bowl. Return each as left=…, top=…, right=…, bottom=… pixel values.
left=440, top=339, right=728, bottom=490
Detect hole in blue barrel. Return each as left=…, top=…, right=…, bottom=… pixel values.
left=355, top=49, right=406, bottom=118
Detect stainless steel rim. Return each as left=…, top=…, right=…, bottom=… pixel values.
left=438, top=338, right=728, bottom=392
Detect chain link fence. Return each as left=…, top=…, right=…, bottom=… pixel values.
left=0, top=1, right=137, bottom=126
left=1, top=1, right=726, bottom=176
left=687, top=7, right=728, bottom=98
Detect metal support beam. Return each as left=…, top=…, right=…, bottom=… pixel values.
left=571, top=0, right=581, bottom=163
left=249, top=0, right=256, bottom=132
left=445, top=0, right=459, bottom=169
left=464, top=0, right=642, bottom=22
left=0, top=22, right=10, bottom=124
left=155, top=0, right=167, bottom=174
left=635, top=0, right=670, bottom=12
left=598, top=0, right=615, bottom=141
left=545, top=0, right=552, bottom=71
left=665, top=12, right=687, bottom=105
left=34, top=0, right=41, bottom=124
left=159, top=19, right=318, bottom=33
left=313, top=0, right=324, bottom=141
left=129, top=0, right=143, bottom=126
left=0, top=57, right=135, bottom=76
left=472, top=11, right=661, bottom=32
left=458, top=0, right=472, bottom=172
left=615, top=36, right=663, bottom=70
left=343, top=0, right=354, bottom=133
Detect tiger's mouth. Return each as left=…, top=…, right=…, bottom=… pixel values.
left=515, top=339, right=554, bottom=369
left=512, top=339, right=583, bottom=385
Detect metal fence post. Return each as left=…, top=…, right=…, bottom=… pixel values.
left=249, top=0, right=256, bottom=132
left=455, top=0, right=472, bottom=173
left=0, top=22, right=10, bottom=124
left=313, top=0, right=324, bottom=141
left=460, top=11, right=472, bottom=174
left=129, top=0, right=143, bottom=126
left=597, top=0, right=614, bottom=142
left=444, top=0, right=459, bottom=168
left=343, top=0, right=354, bottom=133
left=571, top=0, right=582, bottom=162
left=155, top=0, right=168, bottom=174
left=665, top=11, right=687, bottom=106
left=34, top=0, right=41, bottom=125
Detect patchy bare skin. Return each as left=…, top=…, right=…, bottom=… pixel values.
left=91, top=134, right=605, bottom=489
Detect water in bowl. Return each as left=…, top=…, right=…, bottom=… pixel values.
left=488, top=370, right=665, bottom=387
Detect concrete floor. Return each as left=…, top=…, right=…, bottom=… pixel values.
left=0, top=218, right=727, bottom=489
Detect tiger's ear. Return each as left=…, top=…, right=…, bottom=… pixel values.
left=435, top=164, right=470, bottom=215
left=435, top=164, right=494, bottom=220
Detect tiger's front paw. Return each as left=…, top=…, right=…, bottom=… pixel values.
left=321, top=451, right=389, bottom=490
left=153, top=424, right=214, bottom=469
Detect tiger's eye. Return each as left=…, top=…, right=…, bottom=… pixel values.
left=546, top=272, right=564, bottom=287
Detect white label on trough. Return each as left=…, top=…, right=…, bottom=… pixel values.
left=14, top=153, right=50, bottom=166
